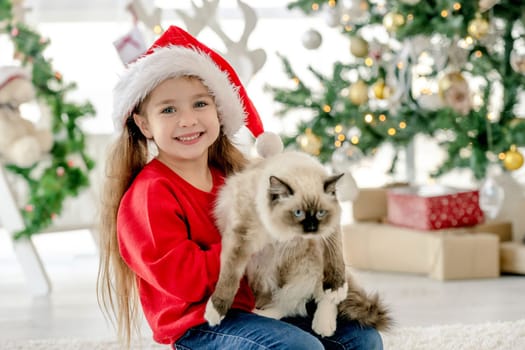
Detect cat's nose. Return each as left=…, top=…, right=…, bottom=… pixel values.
left=302, top=222, right=318, bottom=233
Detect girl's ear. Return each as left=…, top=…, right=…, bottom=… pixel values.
left=133, top=113, right=153, bottom=139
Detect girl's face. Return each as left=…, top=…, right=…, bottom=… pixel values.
left=134, top=76, right=221, bottom=167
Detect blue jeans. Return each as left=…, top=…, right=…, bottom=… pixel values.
left=173, top=308, right=383, bottom=350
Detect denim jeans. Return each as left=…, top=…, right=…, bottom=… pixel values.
left=173, top=308, right=383, bottom=350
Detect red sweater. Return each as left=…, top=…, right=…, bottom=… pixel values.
left=117, top=159, right=255, bottom=344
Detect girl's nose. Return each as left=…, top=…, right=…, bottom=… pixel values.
left=177, top=111, right=198, bottom=127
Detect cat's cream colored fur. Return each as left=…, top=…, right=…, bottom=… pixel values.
left=204, top=151, right=391, bottom=336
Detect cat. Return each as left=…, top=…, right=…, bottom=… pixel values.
left=204, top=151, right=391, bottom=336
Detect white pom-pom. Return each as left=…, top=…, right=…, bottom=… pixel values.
left=255, top=132, right=283, bottom=158
left=336, top=172, right=359, bottom=202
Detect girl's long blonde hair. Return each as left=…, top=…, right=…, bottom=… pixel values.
left=97, top=98, right=247, bottom=347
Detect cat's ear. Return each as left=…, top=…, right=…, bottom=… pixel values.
left=324, top=173, right=345, bottom=196
left=269, top=175, right=294, bottom=201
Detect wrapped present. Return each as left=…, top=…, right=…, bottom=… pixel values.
left=342, top=222, right=500, bottom=280
left=500, top=242, right=525, bottom=275
left=352, top=187, right=388, bottom=222
left=386, top=186, right=484, bottom=230
left=352, top=183, right=407, bottom=222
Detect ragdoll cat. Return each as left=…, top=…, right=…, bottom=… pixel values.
left=204, top=151, right=391, bottom=336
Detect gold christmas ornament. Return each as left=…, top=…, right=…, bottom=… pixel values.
left=349, top=36, right=369, bottom=58
left=503, top=145, right=524, bottom=171
left=467, top=15, right=490, bottom=40
left=383, top=12, right=405, bottom=33
left=349, top=80, right=369, bottom=105
left=297, top=128, right=322, bottom=155
left=372, top=79, right=392, bottom=99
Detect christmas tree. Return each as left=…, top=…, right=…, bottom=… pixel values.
left=268, top=0, right=525, bottom=181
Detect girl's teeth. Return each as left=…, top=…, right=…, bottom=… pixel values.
left=178, top=134, right=199, bottom=141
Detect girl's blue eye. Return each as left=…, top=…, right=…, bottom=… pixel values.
left=162, top=106, right=176, bottom=114
left=194, top=100, right=208, bottom=108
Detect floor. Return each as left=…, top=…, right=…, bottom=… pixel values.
left=1, top=229, right=525, bottom=342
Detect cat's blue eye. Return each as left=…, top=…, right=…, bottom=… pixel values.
left=293, top=209, right=304, bottom=218
left=316, top=210, right=327, bottom=219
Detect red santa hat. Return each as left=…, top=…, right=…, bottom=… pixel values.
left=112, top=25, right=282, bottom=157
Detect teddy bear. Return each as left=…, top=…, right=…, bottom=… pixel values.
left=0, top=66, right=53, bottom=168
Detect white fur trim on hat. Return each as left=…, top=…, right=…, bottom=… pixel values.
left=255, top=131, right=284, bottom=158
left=112, top=45, right=245, bottom=137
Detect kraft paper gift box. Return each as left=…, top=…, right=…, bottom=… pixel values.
left=386, top=186, right=484, bottom=230
left=352, top=187, right=389, bottom=222
left=342, top=222, right=500, bottom=280
left=352, top=183, right=408, bottom=222
left=500, top=242, right=525, bottom=275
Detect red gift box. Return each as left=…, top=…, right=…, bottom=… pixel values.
left=386, top=186, right=484, bottom=230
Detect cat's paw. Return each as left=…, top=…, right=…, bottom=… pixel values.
left=204, top=299, right=224, bottom=326
left=253, top=307, right=284, bottom=320
left=312, top=302, right=337, bottom=337
left=324, top=282, right=348, bottom=304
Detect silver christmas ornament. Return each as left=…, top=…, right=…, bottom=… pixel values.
left=302, top=29, right=323, bottom=50
left=479, top=176, right=504, bottom=219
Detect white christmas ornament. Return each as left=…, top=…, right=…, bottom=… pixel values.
left=331, top=142, right=364, bottom=172
left=302, top=29, right=323, bottom=50
left=479, top=176, right=504, bottom=219
left=324, top=6, right=341, bottom=28
left=510, top=47, right=525, bottom=75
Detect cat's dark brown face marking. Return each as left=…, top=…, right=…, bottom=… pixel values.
left=266, top=175, right=340, bottom=238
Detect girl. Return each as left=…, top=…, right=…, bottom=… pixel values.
left=97, top=25, right=383, bottom=350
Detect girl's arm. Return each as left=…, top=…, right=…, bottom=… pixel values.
left=117, top=178, right=221, bottom=303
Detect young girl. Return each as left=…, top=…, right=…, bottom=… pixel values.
left=98, top=25, right=384, bottom=350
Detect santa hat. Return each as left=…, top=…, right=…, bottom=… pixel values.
left=112, top=25, right=282, bottom=158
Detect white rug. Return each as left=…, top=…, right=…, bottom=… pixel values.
left=382, top=319, right=525, bottom=350
left=1, top=319, right=524, bottom=349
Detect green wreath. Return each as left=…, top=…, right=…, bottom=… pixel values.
left=1, top=0, right=95, bottom=239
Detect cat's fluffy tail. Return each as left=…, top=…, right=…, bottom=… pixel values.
left=337, top=274, right=393, bottom=332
